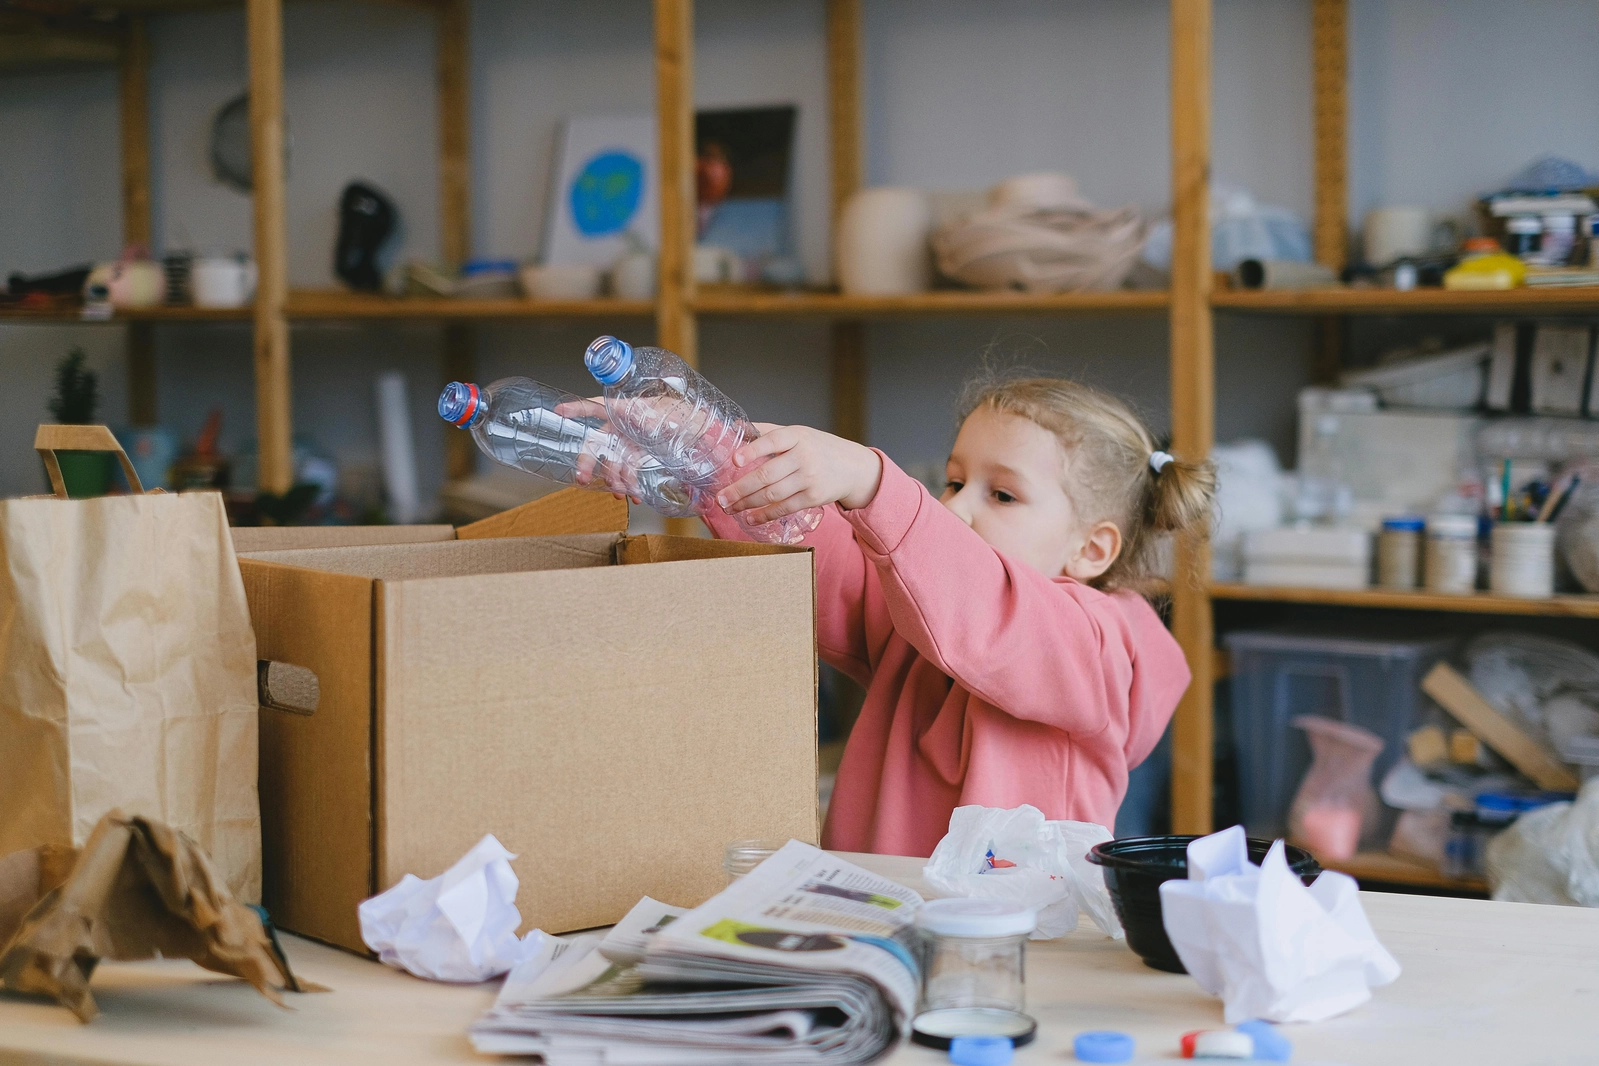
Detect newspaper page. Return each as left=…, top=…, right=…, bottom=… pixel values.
left=470, top=842, right=924, bottom=1065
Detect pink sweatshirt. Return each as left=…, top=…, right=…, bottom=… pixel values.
left=706, top=452, right=1192, bottom=858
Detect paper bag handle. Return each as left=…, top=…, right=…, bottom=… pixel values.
left=35, top=424, right=144, bottom=497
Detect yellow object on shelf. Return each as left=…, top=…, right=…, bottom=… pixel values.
left=1444, top=238, right=1527, bottom=290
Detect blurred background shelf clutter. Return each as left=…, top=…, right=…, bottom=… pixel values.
left=9, top=0, right=1599, bottom=903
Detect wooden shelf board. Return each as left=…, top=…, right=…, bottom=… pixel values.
left=1215, top=286, right=1599, bottom=314
left=285, top=290, right=654, bottom=320
left=692, top=288, right=1170, bottom=318
left=1322, top=851, right=1487, bottom=893
left=1210, top=582, right=1599, bottom=618
left=0, top=304, right=250, bottom=323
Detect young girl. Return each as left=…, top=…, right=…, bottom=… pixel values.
left=706, top=376, right=1215, bottom=858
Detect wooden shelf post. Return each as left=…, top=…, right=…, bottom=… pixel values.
left=1310, top=0, right=1348, bottom=384
left=1169, top=0, right=1215, bottom=835
left=438, top=0, right=476, bottom=484
left=654, top=0, right=696, bottom=367
left=248, top=0, right=292, bottom=493
left=655, top=0, right=700, bottom=536
left=119, top=13, right=157, bottom=426
left=827, top=0, right=866, bottom=444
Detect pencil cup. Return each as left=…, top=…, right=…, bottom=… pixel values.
left=1490, top=523, right=1555, bottom=598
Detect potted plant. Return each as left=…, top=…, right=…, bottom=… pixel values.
left=47, top=349, right=111, bottom=498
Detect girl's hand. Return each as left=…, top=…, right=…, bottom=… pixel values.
left=717, top=423, right=883, bottom=524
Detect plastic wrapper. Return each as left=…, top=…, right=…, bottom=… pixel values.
left=1486, top=779, right=1599, bottom=906
left=922, top=804, right=1121, bottom=940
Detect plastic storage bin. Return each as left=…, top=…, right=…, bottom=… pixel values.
left=1224, top=631, right=1452, bottom=840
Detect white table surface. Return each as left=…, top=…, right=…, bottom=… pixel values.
left=0, top=852, right=1595, bottom=1065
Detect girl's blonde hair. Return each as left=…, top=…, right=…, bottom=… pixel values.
left=957, top=376, right=1216, bottom=594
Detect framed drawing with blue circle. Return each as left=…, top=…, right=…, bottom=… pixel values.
left=540, top=115, right=659, bottom=268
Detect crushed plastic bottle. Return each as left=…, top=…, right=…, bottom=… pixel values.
left=438, top=378, right=703, bottom=517
left=584, top=335, right=824, bottom=545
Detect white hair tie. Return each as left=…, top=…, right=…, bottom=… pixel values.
left=1149, top=450, right=1174, bottom=474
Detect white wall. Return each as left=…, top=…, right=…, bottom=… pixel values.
left=2, top=0, right=1591, bottom=503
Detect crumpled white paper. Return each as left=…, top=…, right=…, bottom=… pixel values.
left=358, top=833, right=549, bottom=982
left=1160, top=825, right=1401, bottom=1023
left=923, top=804, right=1122, bottom=939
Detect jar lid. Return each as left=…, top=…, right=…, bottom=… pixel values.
left=1427, top=514, right=1479, bottom=537
left=915, top=898, right=1036, bottom=938
left=1382, top=516, right=1426, bottom=532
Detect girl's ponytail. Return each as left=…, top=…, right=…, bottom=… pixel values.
left=1147, top=451, right=1217, bottom=542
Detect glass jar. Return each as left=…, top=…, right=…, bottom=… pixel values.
left=911, top=899, right=1037, bottom=1049
left=1425, top=514, right=1479, bottom=593
left=723, top=840, right=785, bottom=883
left=1377, top=516, right=1425, bottom=589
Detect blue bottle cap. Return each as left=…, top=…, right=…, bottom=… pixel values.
left=1074, top=1030, right=1134, bottom=1062
left=585, top=335, right=635, bottom=385
left=949, top=1035, right=1013, bottom=1066
left=1236, top=1019, right=1293, bottom=1061
left=438, top=381, right=484, bottom=428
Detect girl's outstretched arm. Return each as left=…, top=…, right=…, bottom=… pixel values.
left=703, top=427, right=882, bottom=684
left=721, top=430, right=1186, bottom=736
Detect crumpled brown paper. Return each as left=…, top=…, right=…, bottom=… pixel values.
left=0, top=810, right=320, bottom=1021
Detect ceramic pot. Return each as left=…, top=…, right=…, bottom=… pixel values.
left=836, top=188, right=932, bottom=295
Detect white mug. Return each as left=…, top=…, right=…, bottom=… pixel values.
left=192, top=257, right=257, bottom=308
left=1363, top=208, right=1457, bottom=268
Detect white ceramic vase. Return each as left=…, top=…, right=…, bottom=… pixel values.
left=836, top=187, right=932, bottom=295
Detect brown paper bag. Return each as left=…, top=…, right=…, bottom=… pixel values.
left=0, top=425, right=261, bottom=901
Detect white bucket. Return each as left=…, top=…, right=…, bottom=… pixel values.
left=1490, top=522, right=1556, bottom=598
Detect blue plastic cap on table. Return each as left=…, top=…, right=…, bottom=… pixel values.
left=1073, top=1030, right=1135, bottom=1062
left=1235, top=1019, right=1293, bottom=1061
left=948, top=1034, right=1014, bottom=1066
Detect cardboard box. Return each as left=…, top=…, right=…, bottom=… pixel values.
left=236, top=489, right=818, bottom=952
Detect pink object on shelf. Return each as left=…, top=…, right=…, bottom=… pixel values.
left=1288, top=715, right=1385, bottom=862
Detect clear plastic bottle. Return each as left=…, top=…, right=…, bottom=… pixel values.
left=438, top=378, right=703, bottom=517
left=584, top=335, right=824, bottom=545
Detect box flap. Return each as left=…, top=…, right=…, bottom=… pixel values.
left=457, top=486, right=627, bottom=540
left=232, top=525, right=456, bottom=553
left=241, top=535, right=620, bottom=581
left=239, top=558, right=377, bottom=950
left=617, top=534, right=808, bottom=565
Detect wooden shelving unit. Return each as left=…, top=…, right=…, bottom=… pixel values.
left=284, top=290, right=654, bottom=321
left=1322, top=851, right=1487, bottom=894
left=691, top=287, right=1170, bottom=318
left=1211, top=583, right=1599, bottom=619
left=1215, top=286, right=1599, bottom=314
left=8, top=0, right=1588, bottom=870
left=0, top=304, right=252, bottom=323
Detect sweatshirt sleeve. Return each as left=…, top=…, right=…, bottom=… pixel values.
left=703, top=502, right=876, bottom=685
left=841, top=453, right=1150, bottom=736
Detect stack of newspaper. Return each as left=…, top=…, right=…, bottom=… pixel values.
left=470, top=841, right=924, bottom=1065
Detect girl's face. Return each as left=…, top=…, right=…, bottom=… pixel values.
left=941, top=407, right=1122, bottom=581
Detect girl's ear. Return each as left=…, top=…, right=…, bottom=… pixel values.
left=1064, top=520, right=1123, bottom=581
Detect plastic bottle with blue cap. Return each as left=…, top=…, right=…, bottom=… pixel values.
left=585, top=335, right=824, bottom=545
left=438, top=377, right=703, bottom=517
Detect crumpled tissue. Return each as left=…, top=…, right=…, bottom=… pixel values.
left=1160, top=826, right=1401, bottom=1023
left=923, top=804, right=1122, bottom=939
left=358, top=834, right=549, bottom=982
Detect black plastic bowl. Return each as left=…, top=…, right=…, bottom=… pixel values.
left=1087, top=835, right=1321, bottom=973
